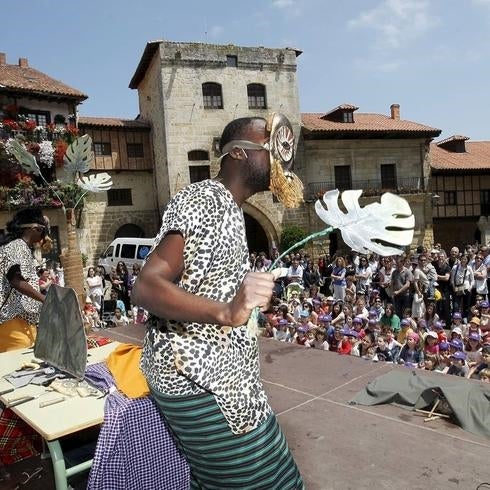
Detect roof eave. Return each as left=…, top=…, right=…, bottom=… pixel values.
left=129, top=41, right=162, bottom=89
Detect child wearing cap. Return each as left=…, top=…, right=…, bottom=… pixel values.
left=447, top=351, right=469, bottom=377
left=431, top=321, right=448, bottom=343
left=449, top=311, right=463, bottom=332
left=328, top=326, right=343, bottom=352
left=396, top=318, right=414, bottom=345
left=450, top=327, right=464, bottom=343
left=479, top=301, right=489, bottom=333
left=437, top=341, right=451, bottom=372
left=423, top=331, right=439, bottom=355
left=337, top=329, right=358, bottom=355
left=463, top=317, right=482, bottom=339
left=274, top=319, right=289, bottom=342
left=295, top=326, right=308, bottom=346
left=397, top=332, right=424, bottom=367
left=464, top=332, right=483, bottom=367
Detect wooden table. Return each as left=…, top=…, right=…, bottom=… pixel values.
left=0, top=342, right=118, bottom=490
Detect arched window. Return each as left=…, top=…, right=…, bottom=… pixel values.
left=202, top=82, right=223, bottom=109
left=188, top=150, right=209, bottom=161
left=247, top=84, right=267, bottom=109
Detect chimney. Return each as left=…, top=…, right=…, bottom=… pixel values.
left=390, top=103, right=400, bottom=120
left=0, top=53, right=6, bottom=65
left=18, top=57, right=28, bottom=68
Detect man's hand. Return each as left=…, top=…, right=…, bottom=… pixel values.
left=223, top=272, right=276, bottom=327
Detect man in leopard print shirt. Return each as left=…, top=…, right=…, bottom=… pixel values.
left=133, top=116, right=304, bottom=489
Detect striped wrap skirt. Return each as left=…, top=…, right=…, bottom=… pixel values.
left=151, top=389, right=304, bottom=490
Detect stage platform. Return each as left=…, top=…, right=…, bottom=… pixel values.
left=4, top=325, right=490, bottom=489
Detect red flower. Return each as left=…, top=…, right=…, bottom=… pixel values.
left=67, top=125, right=79, bottom=136
left=22, top=119, right=37, bottom=131
left=2, top=119, right=19, bottom=130
left=27, top=142, right=40, bottom=154
left=54, top=140, right=68, bottom=167
left=46, top=123, right=56, bottom=132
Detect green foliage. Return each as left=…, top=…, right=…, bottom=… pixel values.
left=280, top=225, right=308, bottom=253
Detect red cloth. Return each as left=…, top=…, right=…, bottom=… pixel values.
left=0, top=408, right=41, bottom=465
left=338, top=339, right=352, bottom=355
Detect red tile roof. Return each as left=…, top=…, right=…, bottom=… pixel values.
left=302, top=112, right=440, bottom=136
left=430, top=140, right=490, bottom=170
left=0, top=63, right=87, bottom=100
left=78, top=116, right=150, bottom=129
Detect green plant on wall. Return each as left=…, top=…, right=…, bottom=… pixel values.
left=280, top=224, right=308, bottom=253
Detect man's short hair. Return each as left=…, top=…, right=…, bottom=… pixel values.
left=219, top=117, right=266, bottom=153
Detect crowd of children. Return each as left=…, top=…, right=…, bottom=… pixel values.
left=258, top=243, right=490, bottom=384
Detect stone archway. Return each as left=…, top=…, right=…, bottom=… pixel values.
left=242, top=203, right=279, bottom=256
left=115, top=223, right=145, bottom=238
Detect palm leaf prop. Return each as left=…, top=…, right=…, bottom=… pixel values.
left=315, top=189, right=414, bottom=256
left=77, top=172, right=113, bottom=193
left=64, top=134, right=93, bottom=177
left=247, top=189, right=415, bottom=337
left=8, top=140, right=41, bottom=176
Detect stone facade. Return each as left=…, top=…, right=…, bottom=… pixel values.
left=133, top=41, right=302, bottom=252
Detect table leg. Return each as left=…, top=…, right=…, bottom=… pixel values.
left=46, top=439, right=68, bottom=490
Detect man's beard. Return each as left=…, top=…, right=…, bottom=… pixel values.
left=244, top=160, right=270, bottom=193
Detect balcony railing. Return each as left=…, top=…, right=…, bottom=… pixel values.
left=307, top=176, right=426, bottom=200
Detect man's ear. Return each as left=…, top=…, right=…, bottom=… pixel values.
left=228, top=147, right=246, bottom=161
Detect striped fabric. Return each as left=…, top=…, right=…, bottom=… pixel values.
left=151, top=390, right=304, bottom=490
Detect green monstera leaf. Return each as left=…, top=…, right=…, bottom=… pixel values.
left=64, top=134, right=93, bottom=177
left=77, top=172, right=113, bottom=193
left=8, top=140, right=41, bottom=176
left=315, top=189, right=415, bottom=256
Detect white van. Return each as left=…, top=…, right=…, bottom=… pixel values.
left=97, top=237, right=155, bottom=275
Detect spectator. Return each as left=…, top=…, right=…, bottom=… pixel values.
left=331, top=257, right=347, bottom=301
left=450, top=254, right=474, bottom=322
left=380, top=303, right=401, bottom=334
left=286, top=257, right=304, bottom=285
left=397, top=332, right=424, bottom=367
left=86, top=266, right=104, bottom=311
left=391, top=256, right=413, bottom=317
left=112, top=307, right=129, bottom=328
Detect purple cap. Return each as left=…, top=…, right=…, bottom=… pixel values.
left=433, top=321, right=443, bottom=330
left=450, top=351, right=467, bottom=360
left=353, top=316, right=364, bottom=324
left=318, top=314, right=332, bottom=323
left=452, top=312, right=462, bottom=320
left=371, top=289, right=380, bottom=294
left=480, top=301, right=489, bottom=308
left=296, top=326, right=307, bottom=333
left=368, top=308, right=378, bottom=317
left=401, top=319, right=410, bottom=326
left=342, top=329, right=359, bottom=338
left=439, top=341, right=450, bottom=351
left=278, top=319, right=289, bottom=325
left=368, top=319, right=377, bottom=325
left=468, top=332, right=481, bottom=341
left=450, top=339, right=464, bottom=351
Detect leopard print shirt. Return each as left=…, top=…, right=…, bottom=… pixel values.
left=140, top=179, right=271, bottom=434
left=0, top=239, right=41, bottom=325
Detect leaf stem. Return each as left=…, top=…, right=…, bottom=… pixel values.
left=269, top=226, right=335, bottom=271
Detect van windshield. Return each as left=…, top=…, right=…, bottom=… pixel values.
left=101, top=245, right=114, bottom=258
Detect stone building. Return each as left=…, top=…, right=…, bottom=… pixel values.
left=77, top=117, right=160, bottom=260
left=430, top=135, right=490, bottom=249
left=300, top=104, right=441, bottom=255
left=129, top=40, right=302, bottom=253
left=1, top=42, right=448, bottom=266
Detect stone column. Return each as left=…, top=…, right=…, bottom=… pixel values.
left=477, top=216, right=490, bottom=245
left=59, top=208, right=85, bottom=304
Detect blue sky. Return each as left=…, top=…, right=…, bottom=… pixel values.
left=3, top=0, right=490, bottom=140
